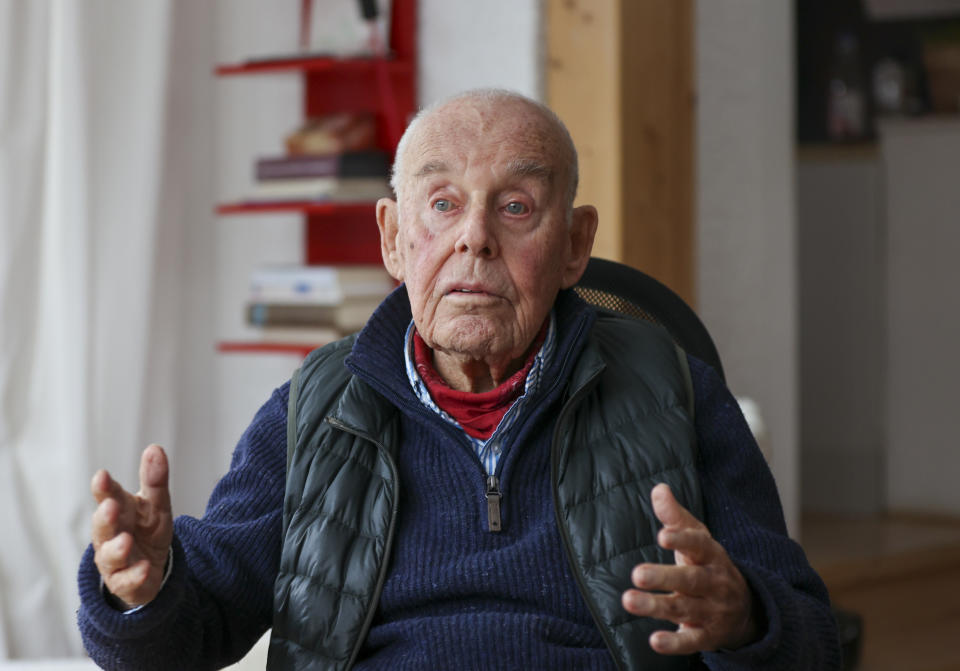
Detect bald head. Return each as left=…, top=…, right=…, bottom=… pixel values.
left=390, top=89, right=580, bottom=213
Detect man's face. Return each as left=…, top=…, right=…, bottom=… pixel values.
left=378, top=98, right=594, bottom=368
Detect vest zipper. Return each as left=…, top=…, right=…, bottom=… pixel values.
left=485, top=474, right=502, bottom=532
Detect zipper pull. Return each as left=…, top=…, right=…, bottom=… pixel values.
left=485, top=475, right=502, bottom=532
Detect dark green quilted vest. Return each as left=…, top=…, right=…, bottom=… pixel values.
left=268, top=315, right=703, bottom=670
left=552, top=315, right=703, bottom=669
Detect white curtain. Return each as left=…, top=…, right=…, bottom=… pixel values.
left=0, top=0, right=215, bottom=658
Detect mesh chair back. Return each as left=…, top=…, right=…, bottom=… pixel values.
left=573, top=257, right=725, bottom=382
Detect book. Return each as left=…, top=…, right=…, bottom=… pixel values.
left=250, top=176, right=391, bottom=202
left=255, top=151, right=389, bottom=181
left=249, top=264, right=394, bottom=304
left=249, top=325, right=342, bottom=345
left=246, top=297, right=383, bottom=331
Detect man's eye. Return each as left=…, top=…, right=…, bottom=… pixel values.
left=505, top=201, right=529, bottom=215
left=432, top=199, right=452, bottom=212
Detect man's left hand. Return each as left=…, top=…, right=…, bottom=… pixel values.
left=621, top=483, right=759, bottom=655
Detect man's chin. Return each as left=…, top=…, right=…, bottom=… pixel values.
left=430, top=318, right=516, bottom=360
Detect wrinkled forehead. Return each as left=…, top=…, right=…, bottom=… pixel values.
left=405, top=99, right=567, bottom=190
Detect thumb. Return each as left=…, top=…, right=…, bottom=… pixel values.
left=651, top=482, right=699, bottom=530
left=138, top=444, right=171, bottom=513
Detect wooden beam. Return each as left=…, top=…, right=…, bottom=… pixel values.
left=620, top=0, right=695, bottom=304
left=546, top=0, right=695, bottom=305
left=545, top=0, right=622, bottom=264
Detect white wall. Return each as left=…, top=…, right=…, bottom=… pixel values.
left=881, top=119, right=960, bottom=515
left=797, top=151, right=886, bottom=515
left=212, top=0, right=305, bottom=503
left=696, top=1, right=800, bottom=535
left=418, top=0, right=541, bottom=101
left=795, top=120, right=960, bottom=518
left=160, top=2, right=220, bottom=522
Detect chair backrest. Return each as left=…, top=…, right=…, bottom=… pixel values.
left=573, top=257, right=725, bottom=382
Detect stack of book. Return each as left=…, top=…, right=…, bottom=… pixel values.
left=249, top=112, right=392, bottom=203
left=246, top=264, right=395, bottom=344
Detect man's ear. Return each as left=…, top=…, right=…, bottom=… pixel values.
left=560, top=204, right=598, bottom=288
left=377, top=197, right=404, bottom=281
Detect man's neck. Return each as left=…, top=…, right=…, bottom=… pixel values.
left=431, top=350, right=527, bottom=393
left=426, top=319, right=550, bottom=393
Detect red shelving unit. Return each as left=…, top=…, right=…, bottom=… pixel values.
left=215, top=0, right=416, bottom=355
left=215, top=56, right=413, bottom=77
left=216, top=201, right=384, bottom=265
left=217, top=341, right=317, bottom=358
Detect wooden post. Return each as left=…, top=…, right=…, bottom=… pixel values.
left=546, top=0, right=695, bottom=305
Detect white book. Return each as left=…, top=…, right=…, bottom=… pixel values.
left=250, top=176, right=391, bottom=202
left=246, top=296, right=383, bottom=331
left=252, top=325, right=343, bottom=345
left=249, top=264, right=394, bottom=304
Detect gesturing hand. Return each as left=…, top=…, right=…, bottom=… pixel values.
left=621, top=483, right=758, bottom=655
left=90, top=444, right=174, bottom=609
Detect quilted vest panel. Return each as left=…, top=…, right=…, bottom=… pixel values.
left=553, top=314, right=703, bottom=670
left=268, top=337, right=400, bottom=670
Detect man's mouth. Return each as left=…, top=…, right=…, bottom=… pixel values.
left=446, top=285, right=500, bottom=301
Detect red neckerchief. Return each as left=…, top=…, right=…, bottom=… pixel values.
left=413, top=322, right=548, bottom=440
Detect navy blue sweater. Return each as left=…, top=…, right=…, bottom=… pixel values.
left=77, top=298, right=840, bottom=670
left=344, top=289, right=611, bottom=668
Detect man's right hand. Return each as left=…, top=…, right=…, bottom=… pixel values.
left=90, top=444, right=174, bottom=609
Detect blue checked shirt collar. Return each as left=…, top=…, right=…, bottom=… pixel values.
left=404, top=312, right=557, bottom=476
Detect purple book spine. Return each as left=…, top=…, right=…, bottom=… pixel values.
left=256, top=156, right=339, bottom=180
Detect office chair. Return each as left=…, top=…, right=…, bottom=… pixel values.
left=573, top=257, right=725, bottom=381
left=573, top=257, right=862, bottom=671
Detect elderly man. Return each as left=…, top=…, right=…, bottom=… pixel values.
left=78, top=89, right=840, bottom=670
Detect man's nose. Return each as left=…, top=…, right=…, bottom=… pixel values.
left=454, top=202, right=498, bottom=258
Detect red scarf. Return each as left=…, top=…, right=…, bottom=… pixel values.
left=413, top=323, right=547, bottom=440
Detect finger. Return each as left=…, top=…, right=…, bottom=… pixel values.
left=631, top=563, right=711, bottom=596
left=137, top=444, right=171, bottom=514
left=94, top=532, right=135, bottom=574
left=90, top=468, right=127, bottom=505
left=102, top=559, right=154, bottom=607
left=657, top=526, right=717, bottom=565
left=651, top=483, right=704, bottom=531
left=650, top=624, right=707, bottom=656
left=91, top=497, right=126, bottom=547
left=621, top=588, right=703, bottom=625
